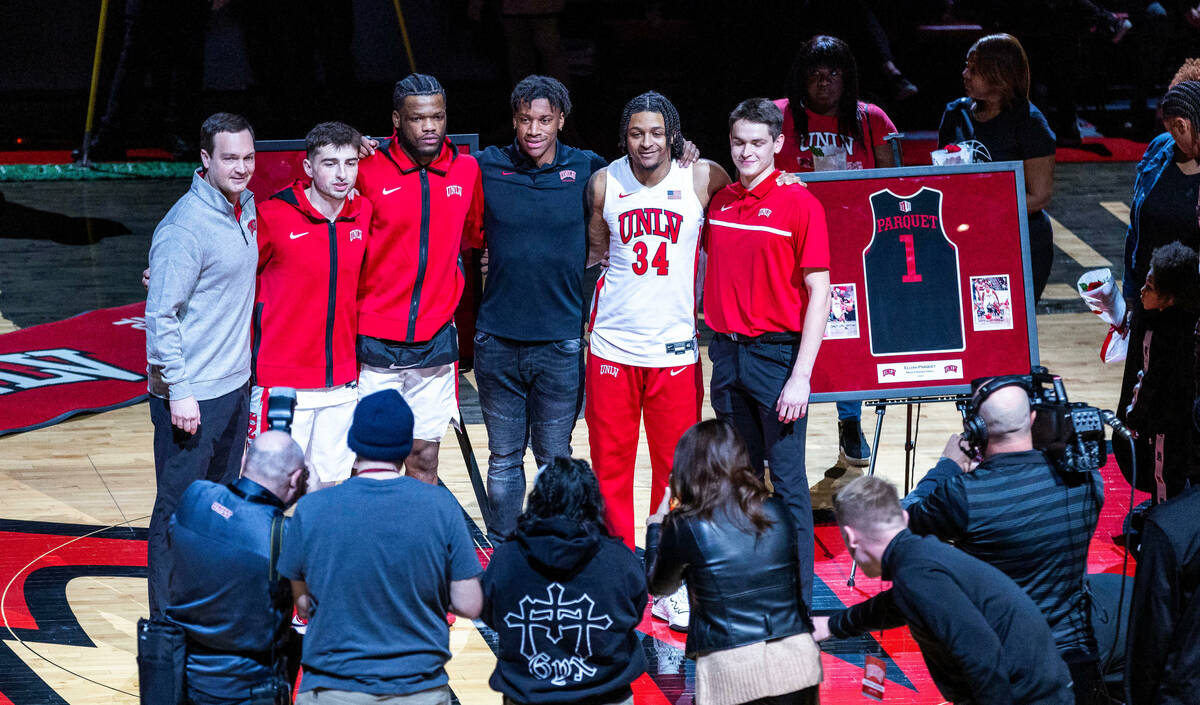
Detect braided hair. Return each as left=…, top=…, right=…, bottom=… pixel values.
left=393, top=73, right=445, bottom=112
left=1162, top=81, right=1200, bottom=134
left=618, top=91, right=685, bottom=160
left=785, top=35, right=863, bottom=144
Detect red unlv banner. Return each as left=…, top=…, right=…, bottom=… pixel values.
left=0, top=302, right=148, bottom=436
left=801, top=163, right=1039, bottom=402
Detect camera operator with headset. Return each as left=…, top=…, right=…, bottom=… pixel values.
left=901, top=371, right=1107, bottom=704
left=155, top=393, right=307, bottom=705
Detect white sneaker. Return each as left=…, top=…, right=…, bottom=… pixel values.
left=652, top=583, right=690, bottom=632
left=291, top=612, right=308, bottom=635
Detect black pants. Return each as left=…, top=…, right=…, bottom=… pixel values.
left=1029, top=210, right=1054, bottom=304
left=147, top=386, right=249, bottom=617
left=709, top=335, right=814, bottom=610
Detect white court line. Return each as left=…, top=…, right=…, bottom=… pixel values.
left=1048, top=214, right=1112, bottom=268
left=1100, top=200, right=1131, bottom=226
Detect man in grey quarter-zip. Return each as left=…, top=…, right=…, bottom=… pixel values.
left=144, top=112, right=259, bottom=618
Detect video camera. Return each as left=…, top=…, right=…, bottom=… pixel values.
left=962, top=366, right=1106, bottom=475
left=1025, top=368, right=1106, bottom=475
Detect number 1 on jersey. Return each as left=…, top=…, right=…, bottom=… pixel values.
left=898, top=233, right=922, bottom=283
left=632, top=241, right=670, bottom=276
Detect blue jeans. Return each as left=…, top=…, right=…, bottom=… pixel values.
left=709, top=335, right=814, bottom=610
left=474, top=333, right=584, bottom=544
left=836, top=400, right=861, bottom=421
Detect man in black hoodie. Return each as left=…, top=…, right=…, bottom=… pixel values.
left=481, top=457, right=646, bottom=705
left=815, top=476, right=1074, bottom=705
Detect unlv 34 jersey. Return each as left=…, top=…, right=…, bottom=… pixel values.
left=862, top=187, right=964, bottom=355
left=590, top=158, right=705, bottom=366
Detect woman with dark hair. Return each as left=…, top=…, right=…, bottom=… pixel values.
left=938, top=33, right=1057, bottom=302
left=776, top=34, right=898, bottom=173
left=775, top=34, right=896, bottom=471
left=1114, top=77, right=1200, bottom=491
left=481, top=457, right=647, bottom=705
left=645, top=420, right=821, bottom=705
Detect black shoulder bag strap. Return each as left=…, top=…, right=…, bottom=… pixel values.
left=267, top=513, right=291, bottom=704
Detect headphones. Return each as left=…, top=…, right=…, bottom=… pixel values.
left=960, top=374, right=1032, bottom=457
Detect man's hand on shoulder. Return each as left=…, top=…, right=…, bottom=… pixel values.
left=776, top=171, right=807, bottom=188
left=170, top=396, right=201, bottom=435
left=677, top=139, right=700, bottom=167
left=358, top=135, right=379, bottom=159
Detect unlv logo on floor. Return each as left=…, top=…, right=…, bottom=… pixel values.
left=0, top=302, right=147, bottom=436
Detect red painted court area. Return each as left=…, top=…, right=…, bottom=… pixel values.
left=0, top=458, right=1143, bottom=704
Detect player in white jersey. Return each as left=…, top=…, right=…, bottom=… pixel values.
left=585, top=91, right=730, bottom=630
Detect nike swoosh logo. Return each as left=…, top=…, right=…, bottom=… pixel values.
left=382, top=186, right=402, bottom=195
left=501, top=171, right=517, bottom=175
left=720, top=204, right=734, bottom=211
left=618, top=192, right=634, bottom=198
left=670, top=367, right=688, bottom=376
left=289, top=232, right=309, bottom=239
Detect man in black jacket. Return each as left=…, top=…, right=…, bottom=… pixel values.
left=814, top=476, right=1074, bottom=705
left=166, top=430, right=307, bottom=704
left=903, top=382, right=1104, bottom=703
left=1125, top=484, right=1200, bottom=704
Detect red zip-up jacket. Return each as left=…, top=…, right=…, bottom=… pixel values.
left=356, top=135, right=484, bottom=343
left=252, top=181, right=371, bottom=389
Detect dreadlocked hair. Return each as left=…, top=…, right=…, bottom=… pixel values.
left=1162, top=81, right=1200, bottom=133
left=510, top=74, right=572, bottom=116
left=785, top=35, right=863, bottom=144
left=618, top=91, right=685, bottom=160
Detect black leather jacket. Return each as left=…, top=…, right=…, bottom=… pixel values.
left=644, top=496, right=811, bottom=657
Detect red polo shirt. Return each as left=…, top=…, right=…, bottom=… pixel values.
left=703, top=170, right=830, bottom=336
left=355, top=135, right=484, bottom=343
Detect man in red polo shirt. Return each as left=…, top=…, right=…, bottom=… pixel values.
left=354, top=74, right=484, bottom=485
left=250, top=121, right=370, bottom=490
left=703, top=97, right=831, bottom=608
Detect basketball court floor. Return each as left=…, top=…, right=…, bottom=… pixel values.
left=0, top=161, right=1142, bottom=704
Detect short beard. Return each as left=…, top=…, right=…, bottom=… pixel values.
left=399, top=134, right=442, bottom=162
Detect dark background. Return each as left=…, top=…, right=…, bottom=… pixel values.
left=2, top=0, right=1196, bottom=164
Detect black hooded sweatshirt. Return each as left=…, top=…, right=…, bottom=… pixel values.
left=481, top=516, right=648, bottom=705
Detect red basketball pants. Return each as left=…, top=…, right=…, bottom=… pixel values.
left=585, top=351, right=703, bottom=548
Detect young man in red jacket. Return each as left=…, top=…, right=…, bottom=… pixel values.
left=354, top=74, right=484, bottom=485
left=250, top=122, right=372, bottom=490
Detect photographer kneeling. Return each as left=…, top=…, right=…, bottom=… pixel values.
left=903, top=379, right=1105, bottom=704
left=166, top=430, right=307, bottom=704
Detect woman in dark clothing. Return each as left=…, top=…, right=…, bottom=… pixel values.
left=481, top=457, right=646, bottom=705
left=1115, top=80, right=1200, bottom=490
left=644, top=420, right=821, bottom=705
left=938, top=33, right=1057, bottom=302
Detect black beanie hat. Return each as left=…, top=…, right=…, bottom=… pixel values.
left=348, top=390, right=414, bottom=462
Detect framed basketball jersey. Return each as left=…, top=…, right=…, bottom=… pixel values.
left=796, top=163, right=1038, bottom=402
left=862, top=188, right=965, bottom=356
